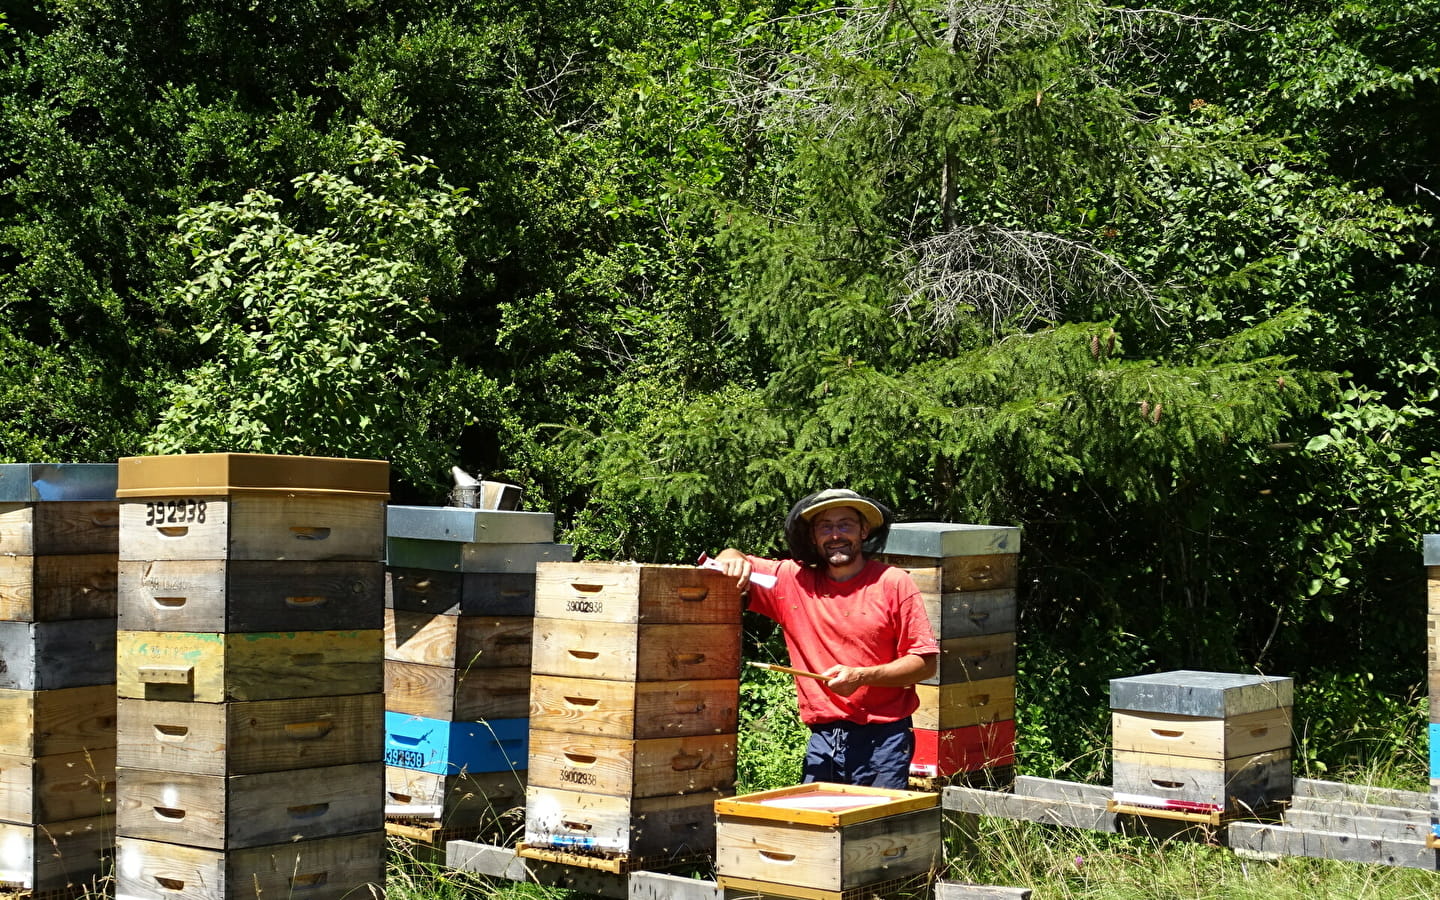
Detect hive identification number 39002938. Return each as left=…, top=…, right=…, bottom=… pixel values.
left=144, top=498, right=207, bottom=526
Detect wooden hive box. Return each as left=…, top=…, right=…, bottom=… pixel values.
left=0, top=502, right=118, bottom=557
left=1110, top=749, right=1293, bottom=814
left=116, top=693, right=383, bottom=776
left=387, top=538, right=572, bottom=574
left=530, top=674, right=739, bottom=739
left=913, top=677, right=1015, bottom=731
left=530, top=618, right=741, bottom=682
left=385, top=767, right=526, bottom=822
left=0, top=748, right=115, bottom=823
left=0, top=684, right=117, bottom=757
left=385, top=609, right=532, bottom=670
left=914, top=588, right=1016, bottom=642
left=119, top=495, right=386, bottom=563
left=0, top=553, right=117, bottom=622
left=114, top=830, right=385, bottom=900
left=0, top=464, right=118, bottom=505
left=715, top=783, right=941, bottom=896
left=523, top=786, right=723, bottom=858
left=527, top=731, right=735, bottom=798
left=0, top=815, right=110, bottom=892
left=386, top=569, right=536, bottom=617
left=387, top=506, right=555, bottom=545
left=119, top=560, right=384, bottom=632
left=535, top=562, right=741, bottom=625
left=910, top=720, right=1016, bottom=779
left=115, top=762, right=383, bottom=849
left=383, top=712, right=527, bottom=775
left=0, top=619, right=116, bottom=690
left=383, top=660, right=530, bottom=720
left=116, top=630, right=382, bottom=703
left=1109, top=670, right=1292, bottom=719
left=925, top=632, right=1016, bottom=685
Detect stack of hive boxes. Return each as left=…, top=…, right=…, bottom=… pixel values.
left=382, top=505, right=570, bottom=833
left=1110, top=670, right=1293, bottom=817
left=522, top=562, right=740, bottom=862
left=113, top=453, right=388, bottom=900
left=879, top=523, right=1020, bottom=786
left=1426, top=535, right=1440, bottom=843
left=0, top=464, right=119, bottom=894
left=714, top=783, right=940, bottom=900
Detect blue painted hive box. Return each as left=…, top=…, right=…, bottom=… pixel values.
left=384, top=712, right=527, bottom=775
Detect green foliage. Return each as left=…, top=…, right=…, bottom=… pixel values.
left=145, top=124, right=483, bottom=486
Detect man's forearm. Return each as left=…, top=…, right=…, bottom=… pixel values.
left=823, top=653, right=938, bottom=695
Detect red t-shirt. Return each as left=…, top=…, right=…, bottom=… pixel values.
left=746, top=557, right=939, bottom=726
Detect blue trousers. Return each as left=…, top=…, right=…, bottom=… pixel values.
left=803, top=718, right=914, bottom=789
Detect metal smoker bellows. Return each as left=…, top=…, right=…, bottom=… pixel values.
left=448, top=466, right=523, bottom=510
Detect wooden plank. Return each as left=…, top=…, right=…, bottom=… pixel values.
left=116, top=630, right=382, bottom=703
left=913, top=678, right=1015, bottom=731
left=530, top=618, right=741, bottom=682
left=1225, top=822, right=1439, bottom=869
left=935, top=884, right=1033, bottom=900
left=1111, top=750, right=1292, bottom=813
left=0, top=816, right=110, bottom=892
left=1282, top=809, right=1432, bottom=841
left=715, top=807, right=940, bottom=892
left=629, top=871, right=722, bottom=900
left=529, top=675, right=739, bottom=739
left=535, top=563, right=741, bottom=625
left=919, top=590, right=1016, bottom=640
left=716, top=873, right=930, bottom=900
left=1109, top=671, right=1293, bottom=717
left=0, top=555, right=117, bottom=621
left=1286, top=796, right=1431, bottom=823
left=383, top=660, right=530, bottom=720
left=1111, top=707, right=1291, bottom=759
left=926, top=633, right=1016, bottom=684
left=115, top=453, right=388, bottom=499
left=715, top=783, right=936, bottom=827
left=0, top=502, right=118, bottom=556
left=0, top=685, right=116, bottom=757
left=524, top=786, right=722, bottom=857
left=0, top=749, right=115, bottom=823
left=943, top=785, right=1119, bottom=832
left=1012, top=776, right=1112, bottom=805
left=386, top=569, right=536, bottom=616
left=1291, top=778, right=1428, bottom=810
left=113, top=830, right=386, bottom=900
left=118, top=560, right=383, bottom=632
left=880, top=554, right=1018, bottom=593
left=116, top=693, right=384, bottom=776
left=115, top=762, right=383, bottom=849
left=0, top=620, right=116, bottom=691
left=119, top=496, right=384, bottom=562
left=527, top=731, right=735, bottom=798
left=385, top=609, right=532, bottom=669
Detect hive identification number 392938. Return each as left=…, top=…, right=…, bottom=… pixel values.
left=145, top=499, right=207, bottom=526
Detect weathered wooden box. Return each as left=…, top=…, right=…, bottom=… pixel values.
left=530, top=618, right=741, bottom=682
left=1111, top=749, right=1293, bottom=813
left=115, top=453, right=388, bottom=500
left=925, top=632, right=1016, bottom=685
left=1111, top=707, right=1291, bottom=759
left=714, top=783, right=940, bottom=895
left=387, top=538, right=572, bottom=573
left=523, top=786, right=722, bottom=857
left=0, top=501, right=118, bottom=556
left=0, top=748, right=115, bottom=823
left=0, top=619, right=116, bottom=690
left=0, top=684, right=116, bottom=756
left=386, top=568, right=536, bottom=616
left=0, top=463, right=117, bottom=504
left=913, top=677, right=1016, bottom=731
left=1109, top=671, right=1293, bottom=718
left=881, top=523, right=1021, bottom=559
left=878, top=552, right=1019, bottom=594
left=535, top=563, right=741, bottom=625
left=385, top=767, right=526, bottom=821
left=386, top=506, right=555, bottom=544
left=385, top=609, right=532, bottom=669
left=119, top=560, right=383, bottom=632
left=0, top=554, right=117, bottom=621
left=384, top=712, right=527, bottom=775
left=527, top=731, right=736, bottom=798
left=116, top=629, right=382, bottom=702
left=0, top=815, right=110, bottom=892
left=917, top=589, right=1016, bottom=641
left=119, top=496, right=386, bottom=562
left=114, top=830, right=385, bottom=900
left=383, top=660, right=530, bottom=720
left=529, top=674, right=739, bottom=739
left=116, top=693, right=383, bottom=776
left=116, top=762, right=383, bottom=849
left=910, top=721, right=1016, bottom=778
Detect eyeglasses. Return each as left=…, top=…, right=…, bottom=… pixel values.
left=812, top=519, right=863, bottom=536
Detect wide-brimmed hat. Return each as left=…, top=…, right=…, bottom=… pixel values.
left=795, top=488, right=885, bottom=530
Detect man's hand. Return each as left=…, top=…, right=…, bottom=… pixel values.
left=711, top=548, right=752, bottom=591
left=822, top=665, right=870, bottom=696
left=822, top=654, right=938, bottom=695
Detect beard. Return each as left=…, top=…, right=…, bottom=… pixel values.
left=820, top=537, right=862, bottom=567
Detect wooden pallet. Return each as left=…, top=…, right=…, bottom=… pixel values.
left=515, top=841, right=708, bottom=875
left=1106, top=799, right=1222, bottom=826
left=715, top=872, right=931, bottom=900
left=0, top=881, right=111, bottom=900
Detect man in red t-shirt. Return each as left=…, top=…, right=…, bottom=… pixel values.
left=714, top=489, right=939, bottom=788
